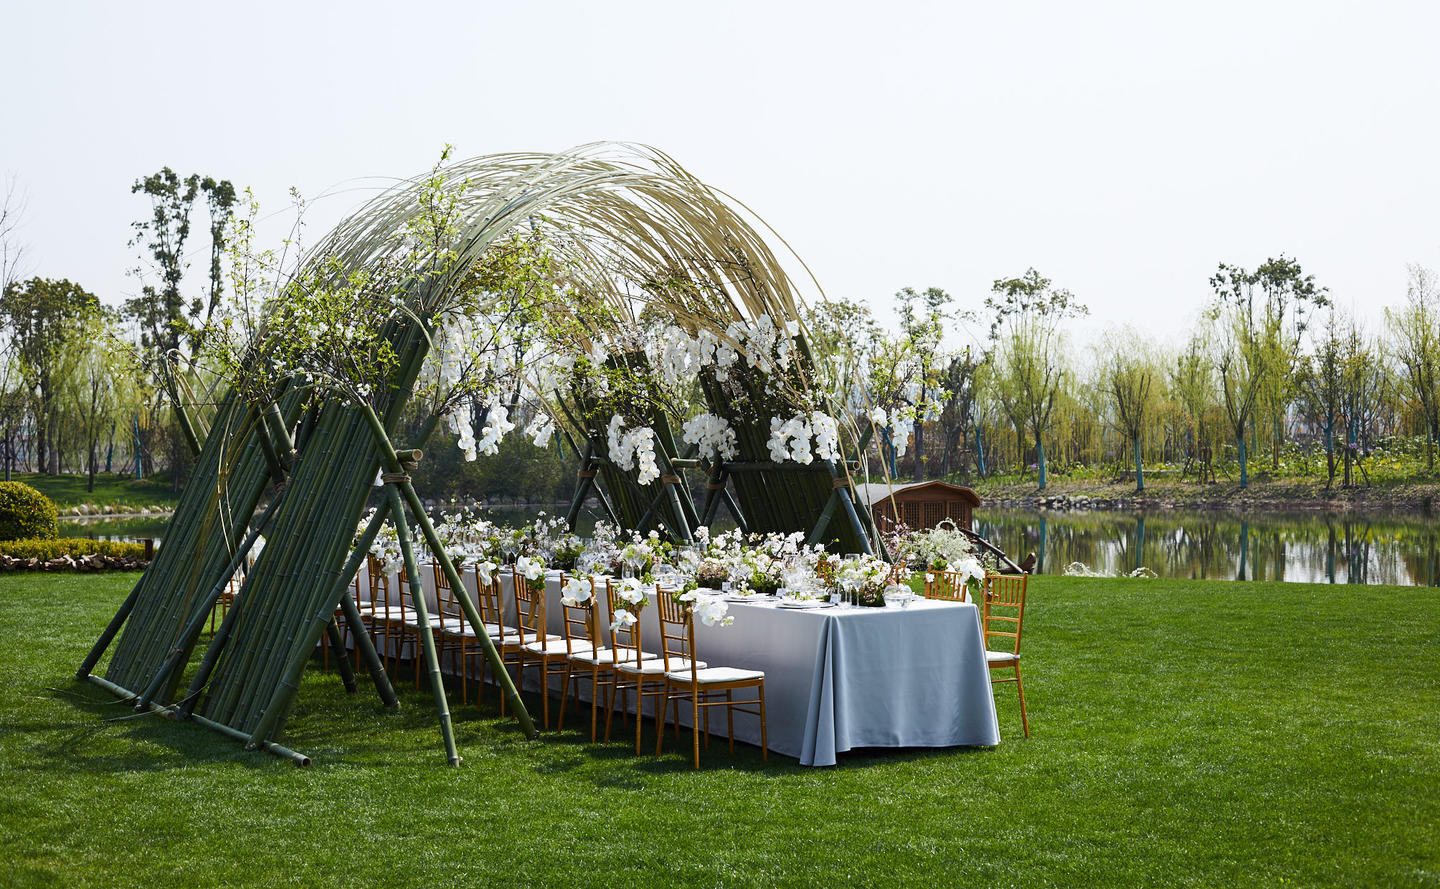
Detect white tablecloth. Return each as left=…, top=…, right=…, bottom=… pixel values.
left=353, top=566, right=1001, bottom=766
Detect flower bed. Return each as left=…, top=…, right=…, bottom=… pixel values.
left=0, top=538, right=150, bottom=571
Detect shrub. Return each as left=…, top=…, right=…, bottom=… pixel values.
left=0, top=482, right=58, bottom=541
left=0, top=537, right=146, bottom=561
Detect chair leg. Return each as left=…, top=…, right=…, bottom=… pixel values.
left=758, top=683, right=768, bottom=762
left=1015, top=662, right=1029, bottom=738
left=605, top=683, right=619, bottom=742
left=590, top=668, right=601, bottom=742
left=539, top=659, right=550, bottom=730
left=692, top=691, right=701, bottom=769
left=727, top=689, right=735, bottom=754
left=557, top=665, right=570, bottom=731
left=636, top=685, right=646, bottom=755
left=656, top=688, right=668, bottom=757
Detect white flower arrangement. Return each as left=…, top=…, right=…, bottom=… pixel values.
left=681, top=412, right=739, bottom=461
left=678, top=589, right=734, bottom=627
left=606, top=415, right=661, bottom=485
left=560, top=574, right=593, bottom=606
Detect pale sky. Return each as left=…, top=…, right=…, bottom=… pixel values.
left=4, top=0, right=1438, bottom=354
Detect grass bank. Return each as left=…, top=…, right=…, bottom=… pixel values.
left=6, top=472, right=180, bottom=512
left=1, top=572, right=1436, bottom=887
left=970, top=471, right=1440, bottom=512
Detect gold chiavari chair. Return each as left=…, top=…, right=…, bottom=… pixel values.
left=362, top=555, right=410, bottom=677
left=609, top=581, right=704, bottom=754
left=433, top=561, right=490, bottom=704
left=982, top=573, right=1029, bottom=737
left=398, top=561, right=450, bottom=689
left=925, top=569, right=971, bottom=602
left=473, top=565, right=526, bottom=713
left=655, top=592, right=767, bottom=769
left=561, top=576, right=658, bottom=741
left=513, top=572, right=589, bottom=729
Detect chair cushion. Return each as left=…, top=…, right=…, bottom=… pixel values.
left=985, top=650, right=1019, bottom=663
left=522, top=638, right=596, bottom=656
left=666, top=666, right=763, bottom=684
left=439, top=622, right=505, bottom=638
left=616, top=657, right=706, bottom=675
left=361, top=606, right=410, bottom=620
left=569, top=648, right=658, bottom=666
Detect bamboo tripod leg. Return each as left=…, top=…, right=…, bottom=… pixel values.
left=337, top=588, right=399, bottom=708
left=326, top=618, right=357, bottom=693
left=386, top=485, right=461, bottom=766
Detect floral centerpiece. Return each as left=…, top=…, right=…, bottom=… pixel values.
left=838, top=556, right=903, bottom=608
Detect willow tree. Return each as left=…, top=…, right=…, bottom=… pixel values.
left=1170, top=332, right=1216, bottom=481
left=1103, top=329, right=1158, bottom=492
left=987, top=269, right=1086, bottom=490
left=1250, top=257, right=1329, bottom=470
left=1210, top=264, right=1273, bottom=488
left=1387, top=265, right=1440, bottom=470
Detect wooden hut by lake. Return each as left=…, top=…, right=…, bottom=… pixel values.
left=854, top=481, right=982, bottom=532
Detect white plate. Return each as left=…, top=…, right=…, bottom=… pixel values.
left=777, top=599, right=832, bottom=609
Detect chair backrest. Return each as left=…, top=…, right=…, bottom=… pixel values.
left=926, top=569, right=970, bottom=602
left=605, top=578, right=645, bottom=666
left=655, top=590, right=698, bottom=679
left=365, top=554, right=398, bottom=619
left=473, top=564, right=514, bottom=642
left=559, top=574, right=599, bottom=655
left=982, top=573, right=1027, bottom=656
left=512, top=572, right=546, bottom=646
left=432, top=561, right=460, bottom=634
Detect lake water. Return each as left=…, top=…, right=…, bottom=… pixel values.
left=61, top=506, right=1440, bottom=587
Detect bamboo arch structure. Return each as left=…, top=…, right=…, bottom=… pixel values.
left=78, top=143, right=880, bottom=764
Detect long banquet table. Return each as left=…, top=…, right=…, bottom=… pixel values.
left=352, top=565, right=1001, bottom=766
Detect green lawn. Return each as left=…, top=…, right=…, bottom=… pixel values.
left=1, top=572, right=1437, bottom=888
left=7, top=472, right=180, bottom=510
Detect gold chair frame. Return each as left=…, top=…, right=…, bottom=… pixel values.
left=655, top=593, right=767, bottom=769
left=982, top=573, right=1029, bottom=737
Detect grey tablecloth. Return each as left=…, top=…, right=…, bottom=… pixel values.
left=354, top=566, right=1001, bottom=765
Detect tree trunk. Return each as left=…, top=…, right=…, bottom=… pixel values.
left=1272, top=412, right=1282, bottom=470
left=974, top=422, right=986, bottom=478
left=1238, top=432, right=1248, bottom=489
left=1036, top=437, right=1047, bottom=490
left=1133, top=434, right=1144, bottom=492
left=913, top=419, right=925, bottom=479
left=1323, top=423, right=1335, bottom=490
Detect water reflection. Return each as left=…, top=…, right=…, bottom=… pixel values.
left=976, top=508, right=1440, bottom=586
left=55, top=505, right=1440, bottom=587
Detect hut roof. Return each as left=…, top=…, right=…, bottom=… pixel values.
left=852, top=480, right=982, bottom=508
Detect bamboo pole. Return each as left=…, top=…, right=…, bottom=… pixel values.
left=225, top=410, right=367, bottom=729
left=204, top=407, right=346, bottom=727
left=358, top=402, right=538, bottom=740
left=337, top=586, right=400, bottom=708
left=381, top=483, right=460, bottom=764
left=326, top=618, right=358, bottom=694
left=135, top=487, right=290, bottom=708
left=85, top=673, right=311, bottom=767
left=77, top=582, right=142, bottom=679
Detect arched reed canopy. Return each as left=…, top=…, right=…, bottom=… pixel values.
left=78, top=143, right=884, bottom=764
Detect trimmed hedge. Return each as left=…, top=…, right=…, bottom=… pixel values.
left=0, top=482, right=58, bottom=541
left=0, top=538, right=147, bottom=560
